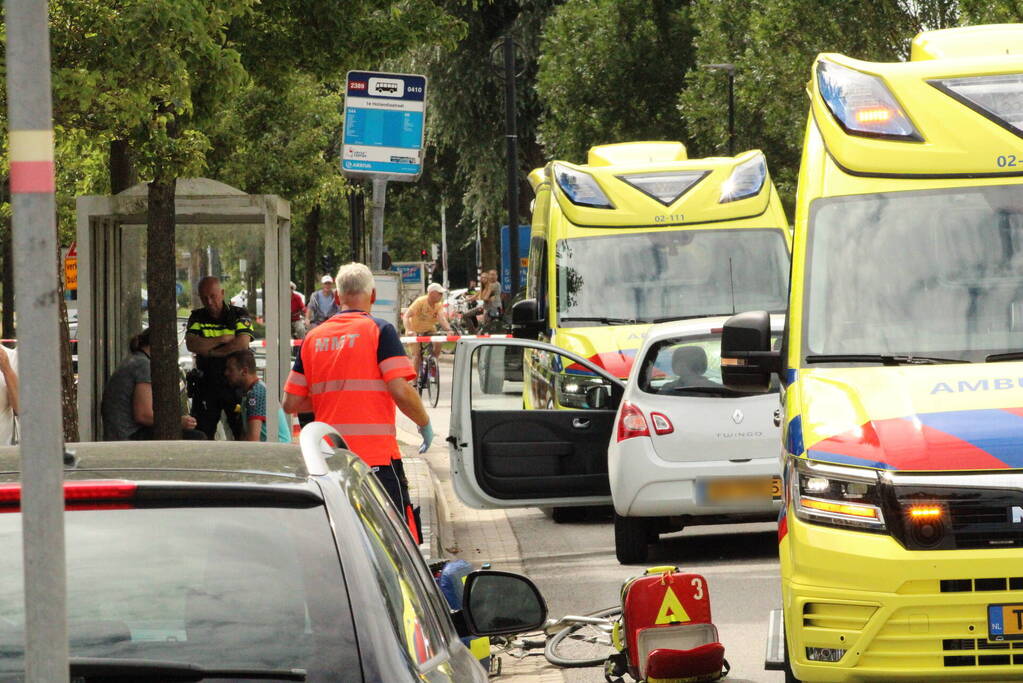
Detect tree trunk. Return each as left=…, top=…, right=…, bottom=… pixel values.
left=147, top=178, right=180, bottom=440
left=303, top=204, right=321, bottom=295
left=109, top=140, right=137, bottom=194
left=1, top=174, right=13, bottom=342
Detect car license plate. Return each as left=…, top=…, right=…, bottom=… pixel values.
left=701, top=477, right=782, bottom=503
left=989, top=604, right=1023, bottom=641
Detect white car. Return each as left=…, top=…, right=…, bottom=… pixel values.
left=608, top=315, right=785, bottom=563
left=446, top=315, right=784, bottom=565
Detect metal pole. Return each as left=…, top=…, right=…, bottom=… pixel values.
left=440, top=201, right=448, bottom=290
left=503, top=34, right=520, bottom=299
left=727, top=71, right=735, bottom=157
left=5, top=0, right=69, bottom=680
left=370, top=178, right=387, bottom=270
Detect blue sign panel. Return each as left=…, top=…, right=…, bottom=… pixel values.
left=392, top=263, right=423, bottom=284
left=500, top=225, right=531, bottom=293
left=342, top=71, right=427, bottom=179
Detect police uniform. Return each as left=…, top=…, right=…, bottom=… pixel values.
left=284, top=309, right=416, bottom=512
left=186, top=304, right=255, bottom=439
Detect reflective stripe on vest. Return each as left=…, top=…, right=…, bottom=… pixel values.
left=300, top=311, right=400, bottom=466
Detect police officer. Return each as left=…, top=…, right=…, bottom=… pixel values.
left=282, top=262, right=434, bottom=519
left=185, top=276, right=255, bottom=440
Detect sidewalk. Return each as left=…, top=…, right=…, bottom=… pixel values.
left=396, top=427, right=567, bottom=683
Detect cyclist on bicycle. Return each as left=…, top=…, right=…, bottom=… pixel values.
left=403, top=282, right=453, bottom=375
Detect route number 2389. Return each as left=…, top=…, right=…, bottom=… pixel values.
left=997, top=154, right=1019, bottom=168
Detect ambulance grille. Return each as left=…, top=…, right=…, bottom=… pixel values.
left=802, top=602, right=875, bottom=629
left=891, top=485, right=1023, bottom=550
left=940, top=577, right=1023, bottom=593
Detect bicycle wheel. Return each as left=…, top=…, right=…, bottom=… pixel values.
left=544, top=606, right=621, bottom=669
left=427, top=355, right=440, bottom=407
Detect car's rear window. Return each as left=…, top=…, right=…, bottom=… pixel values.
left=639, top=334, right=780, bottom=396
left=0, top=505, right=358, bottom=681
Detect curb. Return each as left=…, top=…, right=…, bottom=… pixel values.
left=397, top=427, right=451, bottom=564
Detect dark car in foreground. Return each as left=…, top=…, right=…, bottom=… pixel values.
left=0, top=424, right=546, bottom=681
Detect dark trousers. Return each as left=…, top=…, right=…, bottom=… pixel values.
left=131, top=426, right=207, bottom=440
left=190, top=385, right=243, bottom=440
left=372, top=460, right=422, bottom=544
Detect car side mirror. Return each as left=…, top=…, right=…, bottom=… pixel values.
left=720, top=310, right=781, bottom=393
left=458, top=570, right=548, bottom=636
left=512, top=299, right=543, bottom=340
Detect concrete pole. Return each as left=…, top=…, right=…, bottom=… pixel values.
left=370, top=178, right=387, bottom=270
left=4, top=0, right=70, bottom=680
left=440, top=201, right=448, bottom=290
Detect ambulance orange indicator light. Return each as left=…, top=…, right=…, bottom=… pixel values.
left=855, top=107, right=894, bottom=124
left=907, top=505, right=943, bottom=520
left=800, top=498, right=879, bottom=519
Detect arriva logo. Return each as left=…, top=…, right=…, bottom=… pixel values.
left=930, top=378, right=1023, bottom=395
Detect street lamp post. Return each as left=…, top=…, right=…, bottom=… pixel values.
left=702, top=63, right=736, bottom=157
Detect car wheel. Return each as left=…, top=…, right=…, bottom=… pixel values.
left=614, top=513, right=651, bottom=564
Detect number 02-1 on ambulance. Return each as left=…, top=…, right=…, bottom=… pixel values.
left=721, top=25, right=1023, bottom=682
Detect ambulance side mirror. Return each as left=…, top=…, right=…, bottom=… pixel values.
left=720, top=310, right=780, bottom=393
left=512, top=299, right=543, bottom=340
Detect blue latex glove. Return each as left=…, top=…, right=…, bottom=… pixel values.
left=418, top=422, right=435, bottom=454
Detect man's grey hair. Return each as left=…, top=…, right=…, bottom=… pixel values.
left=335, top=262, right=375, bottom=296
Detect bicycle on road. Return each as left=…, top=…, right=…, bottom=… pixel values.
left=488, top=605, right=622, bottom=671
left=415, top=341, right=441, bottom=408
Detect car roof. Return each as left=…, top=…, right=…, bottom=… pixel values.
left=641, top=314, right=786, bottom=346
left=0, top=441, right=320, bottom=485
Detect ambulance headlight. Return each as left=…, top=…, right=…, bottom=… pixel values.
left=553, top=163, right=614, bottom=209
left=719, top=152, right=767, bottom=203
left=792, top=459, right=885, bottom=531
left=931, top=73, right=1023, bottom=136
left=816, top=60, right=921, bottom=141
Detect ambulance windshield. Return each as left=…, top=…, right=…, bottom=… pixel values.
left=555, top=228, right=789, bottom=326
left=805, top=184, right=1023, bottom=363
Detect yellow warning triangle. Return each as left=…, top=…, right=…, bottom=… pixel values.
left=655, top=586, right=691, bottom=625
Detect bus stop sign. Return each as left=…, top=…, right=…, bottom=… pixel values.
left=342, top=71, right=427, bottom=181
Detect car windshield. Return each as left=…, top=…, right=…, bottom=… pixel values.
left=0, top=505, right=356, bottom=680
left=640, top=333, right=780, bottom=396
left=556, top=228, right=788, bottom=326
left=805, top=185, right=1023, bottom=363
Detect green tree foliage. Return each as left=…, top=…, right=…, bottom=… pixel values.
left=678, top=0, right=962, bottom=206
left=536, top=0, right=697, bottom=163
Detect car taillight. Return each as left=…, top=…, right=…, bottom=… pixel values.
left=0, top=480, right=137, bottom=512
left=650, top=412, right=674, bottom=435
left=617, top=401, right=650, bottom=442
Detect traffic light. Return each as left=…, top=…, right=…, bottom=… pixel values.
left=420, top=248, right=428, bottom=258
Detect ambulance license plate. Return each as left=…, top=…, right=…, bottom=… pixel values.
left=989, top=604, right=1023, bottom=641
left=700, top=477, right=782, bottom=503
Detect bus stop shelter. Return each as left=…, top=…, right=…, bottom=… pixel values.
left=75, top=178, right=291, bottom=441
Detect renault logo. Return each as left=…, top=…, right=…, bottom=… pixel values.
left=1011, top=506, right=1023, bottom=524
left=732, top=409, right=744, bottom=425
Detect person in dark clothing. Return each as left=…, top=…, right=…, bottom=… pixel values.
left=101, top=329, right=206, bottom=441
left=185, top=276, right=255, bottom=439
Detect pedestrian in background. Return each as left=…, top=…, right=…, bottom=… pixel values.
left=306, top=275, right=341, bottom=328
left=290, top=281, right=307, bottom=339
left=0, top=344, right=18, bottom=445
left=101, top=329, right=205, bottom=441
left=224, top=348, right=291, bottom=443
left=185, top=276, right=254, bottom=439
left=283, top=262, right=434, bottom=533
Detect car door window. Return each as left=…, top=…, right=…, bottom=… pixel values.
left=471, top=344, right=613, bottom=411
left=640, top=334, right=780, bottom=395
left=353, top=477, right=448, bottom=671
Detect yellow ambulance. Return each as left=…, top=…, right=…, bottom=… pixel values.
left=721, top=24, right=1023, bottom=682
left=511, top=141, right=791, bottom=408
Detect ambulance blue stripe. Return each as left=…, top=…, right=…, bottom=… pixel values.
left=806, top=449, right=895, bottom=470
left=915, top=409, right=1023, bottom=468
left=786, top=415, right=804, bottom=455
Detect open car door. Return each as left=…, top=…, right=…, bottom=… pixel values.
left=448, top=338, right=624, bottom=510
